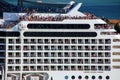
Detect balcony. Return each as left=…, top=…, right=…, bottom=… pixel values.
left=23, top=46, right=29, bottom=50
left=16, top=54, right=21, bottom=57
left=37, top=59, right=43, bottom=64
left=77, top=59, right=83, bottom=64
left=105, top=52, right=111, bottom=57
left=15, top=66, right=20, bottom=71
left=64, top=66, right=70, bottom=71
left=78, top=66, right=83, bottom=70
left=85, top=39, right=90, bottom=44
left=71, top=46, right=77, bottom=50
left=105, top=39, right=111, bottom=44
left=30, top=39, right=36, bottom=44
left=30, top=60, right=36, bottom=64
left=44, top=66, right=49, bottom=71
left=98, top=53, right=104, bottom=57
left=44, top=59, right=50, bottom=64
left=58, top=53, right=63, bottom=57
left=91, top=53, right=97, bottom=57
left=78, top=53, right=83, bottom=57
left=91, top=39, right=97, bottom=44
left=105, top=59, right=111, bottom=64
left=78, top=46, right=83, bottom=50
left=58, top=59, right=63, bottom=64
left=71, top=66, right=76, bottom=70
left=37, top=66, right=43, bottom=71
left=51, top=53, right=56, bottom=57
left=58, top=39, right=63, bottom=44
left=58, top=66, right=63, bottom=70
left=8, top=60, right=14, bottom=64
left=24, top=39, right=29, bottom=44
left=15, top=60, right=21, bottom=64
left=78, top=39, right=84, bottom=44
left=71, top=39, right=77, bottom=44
left=105, top=46, right=111, bottom=50
left=98, top=66, right=103, bottom=71
left=65, top=39, right=70, bottom=44
left=51, top=39, right=57, bottom=44
left=84, top=66, right=90, bottom=71
left=91, top=59, right=97, bottom=64
left=51, top=59, right=57, bottom=64
left=30, top=53, right=36, bottom=57
left=98, top=59, right=104, bottom=64
left=30, top=66, right=36, bottom=71
left=71, top=59, right=76, bottom=64
left=91, top=46, right=97, bottom=50
left=64, top=59, right=70, bottom=64
left=23, top=66, right=29, bottom=71
left=16, top=46, right=21, bottom=50
left=8, top=67, right=14, bottom=71
left=23, top=61, right=29, bottom=64
left=8, top=39, right=14, bottom=44
left=38, top=53, right=43, bottom=57
left=38, top=39, right=43, bottom=44
left=16, top=39, right=21, bottom=44
left=91, top=66, right=97, bottom=71
left=105, top=66, right=111, bottom=71
left=31, top=46, right=36, bottom=50
left=64, top=53, right=70, bottom=57
left=51, top=46, right=57, bottom=50
left=99, top=39, right=104, bottom=44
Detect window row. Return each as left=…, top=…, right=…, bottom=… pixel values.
left=8, top=52, right=21, bottom=57
left=23, top=39, right=111, bottom=44
left=113, top=39, right=120, bottom=42
left=8, top=39, right=21, bottom=44
left=0, top=45, right=5, bottom=50
left=7, top=65, right=111, bottom=71
left=23, top=45, right=111, bottom=51
left=23, top=52, right=111, bottom=57
left=23, top=32, right=97, bottom=37
left=0, top=39, right=5, bottom=43
left=113, top=52, right=120, bottom=55
left=8, top=59, right=111, bottom=64
left=94, top=24, right=114, bottom=29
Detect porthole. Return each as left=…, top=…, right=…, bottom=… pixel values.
left=71, top=76, right=75, bottom=79
left=78, top=76, right=82, bottom=79
left=98, top=76, right=102, bottom=79
left=64, top=75, right=69, bottom=79
left=85, top=76, right=89, bottom=79
left=106, top=76, right=110, bottom=79
left=92, top=76, right=95, bottom=79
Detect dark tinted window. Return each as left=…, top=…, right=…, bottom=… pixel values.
left=27, top=24, right=90, bottom=29
left=0, top=31, right=20, bottom=37
left=24, top=32, right=97, bottom=37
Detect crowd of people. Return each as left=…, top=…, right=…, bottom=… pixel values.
left=101, top=32, right=120, bottom=35
left=95, top=24, right=114, bottom=29
left=18, top=12, right=98, bottom=22
left=0, top=21, right=17, bottom=29
left=0, top=10, right=109, bottom=29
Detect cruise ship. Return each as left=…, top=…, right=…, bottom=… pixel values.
left=0, top=0, right=120, bottom=80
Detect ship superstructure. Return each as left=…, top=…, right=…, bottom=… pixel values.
left=0, top=1, right=120, bottom=80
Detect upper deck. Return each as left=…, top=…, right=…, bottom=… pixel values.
left=0, top=1, right=101, bottom=29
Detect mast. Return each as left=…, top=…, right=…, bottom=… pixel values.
left=17, top=0, right=23, bottom=11
left=17, top=0, right=23, bottom=7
